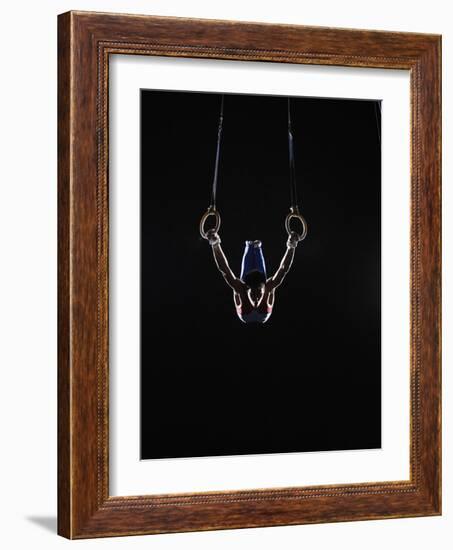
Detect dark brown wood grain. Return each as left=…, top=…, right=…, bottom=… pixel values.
left=57, top=11, right=71, bottom=538
left=58, top=10, right=441, bottom=539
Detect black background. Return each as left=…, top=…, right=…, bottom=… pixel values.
left=140, top=90, right=381, bottom=459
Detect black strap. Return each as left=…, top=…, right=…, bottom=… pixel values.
left=211, top=94, right=224, bottom=208
left=210, top=96, right=298, bottom=210
left=374, top=100, right=381, bottom=146
left=288, top=97, right=298, bottom=209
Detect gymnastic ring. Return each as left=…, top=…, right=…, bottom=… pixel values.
left=200, top=207, right=221, bottom=239
left=285, top=208, right=308, bottom=242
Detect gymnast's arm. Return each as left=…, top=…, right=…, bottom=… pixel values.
left=269, top=232, right=299, bottom=290
left=207, top=231, right=242, bottom=292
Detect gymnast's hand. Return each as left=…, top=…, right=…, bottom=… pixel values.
left=206, top=229, right=221, bottom=247
left=287, top=231, right=299, bottom=249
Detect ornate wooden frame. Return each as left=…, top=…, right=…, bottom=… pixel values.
left=58, top=10, right=441, bottom=539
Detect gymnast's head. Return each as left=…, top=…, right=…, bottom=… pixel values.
left=243, top=270, right=266, bottom=304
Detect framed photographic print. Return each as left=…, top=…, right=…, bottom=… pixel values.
left=58, top=11, right=441, bottom=539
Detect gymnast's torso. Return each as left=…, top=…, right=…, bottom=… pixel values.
left=233, top=283, right=274, bottom=324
